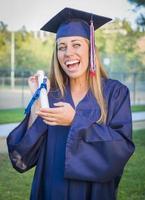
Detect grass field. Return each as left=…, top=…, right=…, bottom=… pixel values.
left=0, top=105, right=145, bottom=124
left=0, top=130, right=145, bottom=200
left=0, top=108, right=25, bottom=124
left=118, top=129, right=145, bottom=200
left=131, top=105, right=145, bottom=112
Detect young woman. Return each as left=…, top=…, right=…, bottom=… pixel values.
left=7, top=7, right=135, bottom=200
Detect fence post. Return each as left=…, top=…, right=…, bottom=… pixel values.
left=21, top=72, right=25, bottom=108
left=11, top=31, right=15, bottom=89
left=2, top=77, right=5, bottom=87
left=133, top=72, right=137, bottom=105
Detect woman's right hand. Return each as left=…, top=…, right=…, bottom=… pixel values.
left=28, top=74, right=50, bottom=95
left=28, top=73, right=50, bottom=112
left=28, top=75, right=39, bottom=95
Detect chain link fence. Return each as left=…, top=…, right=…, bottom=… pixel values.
left=110, top=72, right=145, bottom=105
left=0, top=72, right=145, bottom=109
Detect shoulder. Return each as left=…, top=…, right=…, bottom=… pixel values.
left=102, top=78, right=129, bottom=100
left=103, top=78, right=127, bottom=90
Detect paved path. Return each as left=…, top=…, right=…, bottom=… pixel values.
left=0, top=112, right=145, bottom=137
left=132, top=112, right=145, bottom=121
left=0, top=88, right=31, bottom=109
left=0, top=112, right=145, bottom=153
left=0, top=123, right=19, bottom=137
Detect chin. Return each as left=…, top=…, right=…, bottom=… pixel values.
left=67, top=72, right=85, bottom=79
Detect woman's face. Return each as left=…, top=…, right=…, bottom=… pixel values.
left=57, top=36, right=89, bottom=79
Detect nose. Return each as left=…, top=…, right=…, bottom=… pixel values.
left=65, top=45, right=74, bottom=57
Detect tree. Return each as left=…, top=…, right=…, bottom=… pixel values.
left=0, top=19, right=144, bottom=76
left=100, top=18, right=145, bottom=73
left=128, top=0, right=145, bottom=7
left=0, top=22, right=11, bottom=71
left=128, top=0, right=145, bottom=29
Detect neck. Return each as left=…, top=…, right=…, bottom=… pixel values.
left=70, top=75, right=88, bottom=93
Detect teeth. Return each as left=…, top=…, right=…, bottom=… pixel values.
left=65, top=60, right=79, bottom=65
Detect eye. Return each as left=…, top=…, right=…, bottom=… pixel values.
left=58, top=46, right=66, bottom=51
left=73, top=43, right=81, bottom=48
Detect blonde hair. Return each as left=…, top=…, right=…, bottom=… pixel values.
left=49, top=43, right=108, bottom=124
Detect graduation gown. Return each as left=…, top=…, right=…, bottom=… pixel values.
left=7, top=78, right=135, bottom=200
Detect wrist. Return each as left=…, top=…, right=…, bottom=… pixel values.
left=34, top=100, right=41, bottom=112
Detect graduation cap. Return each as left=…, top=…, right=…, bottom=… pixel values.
left=41, top=7, right=112, bottom=76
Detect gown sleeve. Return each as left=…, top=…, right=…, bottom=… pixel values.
left=7, top=114, right=48, bottom=173
left=64, top=84, right=135, bottom=182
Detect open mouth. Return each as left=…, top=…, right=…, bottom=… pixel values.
left=65, top=60, right=80, bottom=71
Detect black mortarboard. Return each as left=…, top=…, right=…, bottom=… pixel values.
left=41, top=7, right=111, bottom=35
left=41, top=7, right=112, bottom=76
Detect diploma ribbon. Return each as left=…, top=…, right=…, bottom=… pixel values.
left=24, top=78, right=47, bottom=114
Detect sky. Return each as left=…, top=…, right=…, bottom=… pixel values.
left=0, top=0, right=137, bottom=31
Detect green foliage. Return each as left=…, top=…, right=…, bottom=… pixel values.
left=0, top=19, right=145, bottom=75
left=0, top=22, right=11, bottom=69
left=128, top=0, right=145, bottom=7
left=0, top=24, right=55, bottom=75
left=15, top=32, right=54, bottom=73
left=0, top=22, right=10, bottom=50
left=99, top=19, right=145, bottom=73
left=95, top=29, right=106, bottom=53
left=128, top=0, right=145, bottom=28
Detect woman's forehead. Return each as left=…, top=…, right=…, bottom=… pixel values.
left=57, top=36, right=89, bottom=44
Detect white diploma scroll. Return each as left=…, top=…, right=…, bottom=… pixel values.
left=37, top=70, right=49, bottom=108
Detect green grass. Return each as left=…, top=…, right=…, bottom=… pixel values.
left=0, top=105, right=145, bottom=124
left=0, top=108, right=25, bottom=124
left=118, top=129, right=145, bottom=200
left=131, top=105, right=145, bottom=112
left=0, top=130, right=145, bottom=200
left=0, top=154, right=34, bottom=200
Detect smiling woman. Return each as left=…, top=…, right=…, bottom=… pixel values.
left=57, top=37, right=89, bottom=77
left=51, top=36, right=108, bottom=123
left=7, top=7, right=135, bottom=200
left=57, top=37, right=89, bottom=78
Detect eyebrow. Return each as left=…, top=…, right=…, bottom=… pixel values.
left=71, top=39, right=81, bottom=42
left=57, top=39, right=82, bottom=46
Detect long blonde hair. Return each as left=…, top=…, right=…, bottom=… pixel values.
left=49, top=43, right=108, bottom=124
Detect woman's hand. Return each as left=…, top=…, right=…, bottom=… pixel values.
left=36, top=102, right=76, bottom=126
left=28, top=75, right=39, bottom=95
left=28, top=74, right=50, bottom=95
left=28, top=74, right=50, bottom=113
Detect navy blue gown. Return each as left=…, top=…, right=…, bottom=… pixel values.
left=7, top=79, right=135, bottom=200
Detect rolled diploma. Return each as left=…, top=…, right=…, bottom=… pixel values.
left=37, top=70, right=49, bottom=108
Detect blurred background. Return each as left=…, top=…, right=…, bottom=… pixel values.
left=0, top=0, right=145, bottom=200
left=0, top=0, right=145, bottom=109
